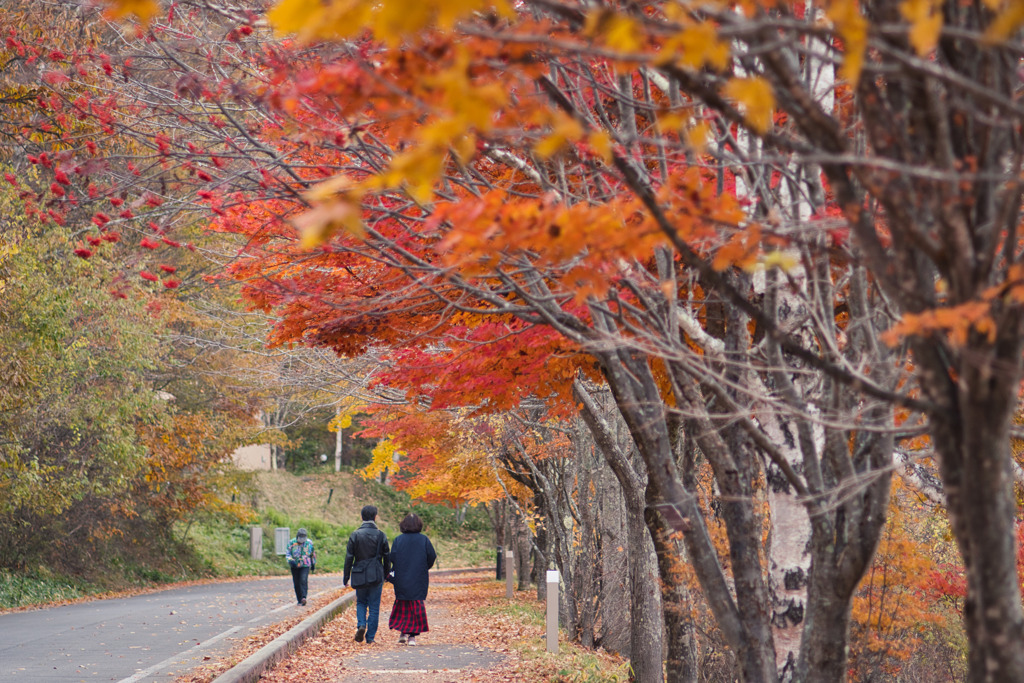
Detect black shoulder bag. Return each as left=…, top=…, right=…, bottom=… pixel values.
left=350, top=532, right=385, bottom=589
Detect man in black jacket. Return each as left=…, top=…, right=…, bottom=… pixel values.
left=343, top=505, right=391, bottom=644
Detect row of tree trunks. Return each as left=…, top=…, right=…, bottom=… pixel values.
left=494, top=405, right=672, bottom=681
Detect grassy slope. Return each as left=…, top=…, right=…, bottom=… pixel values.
left=1, top=469, right=495, bottom=609
left=188, top=470, right=495, bottom=576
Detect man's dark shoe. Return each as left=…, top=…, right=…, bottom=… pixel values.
left=355, top=626, right=366, bottom=642
left=301, top=598, right=307, bottom=606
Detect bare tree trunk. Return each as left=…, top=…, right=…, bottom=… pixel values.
left=625, top=496, right=663, bottom=682
left=486, top=499, right=506, bottom=552
left=532, top=496, right=548, bottom=602
left=574, top=424, right=600, bottom=648
left=575, top=378, right=665, bottom=683
left=919, top=340, right=1024, bottom=682
left=646, top=486, right=697, bottom=683
left=516, top=529, right=531, bottom=592
left=598, top=457, right=629, bottom=654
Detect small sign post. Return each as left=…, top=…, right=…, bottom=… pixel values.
left=249, top=526, right=263, bottom=560
left=505, top=550, right=514, bottom=598
left=546, top=570, right=559, bottom=653
left=274, top=528, right=290, bottom=555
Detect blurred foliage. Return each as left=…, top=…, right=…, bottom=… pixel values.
left=281, top=409, right=375, bottom=474
left=0, top=178, right=260, bottom=588
left=0, top=224, right=160, bottom=571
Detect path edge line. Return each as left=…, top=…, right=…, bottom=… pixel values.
left=211, top=566, right=492, bottom=683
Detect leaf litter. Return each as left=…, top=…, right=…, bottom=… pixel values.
left=174, top=571, right=626, bottom=682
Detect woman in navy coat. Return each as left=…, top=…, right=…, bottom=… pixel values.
left=387, top=513, right=437, bottom=645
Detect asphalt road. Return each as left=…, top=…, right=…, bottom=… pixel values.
left=0, top=573, right=343, bottom=682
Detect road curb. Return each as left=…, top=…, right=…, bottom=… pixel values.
left=211, top=567, right=491, bottom=683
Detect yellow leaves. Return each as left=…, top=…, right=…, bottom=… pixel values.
left=101, top=0, right=160, bottom=25
left=293, top=176, right=365, bottom=248
left=361, top=438, right=401, bottom=480
left=269, top=0, right=514, bottom=45
left=686, top=121, right=712, bottom=154
left=985, top=0, right=1024, bottom=42
left=293, top=202, right=360, bottom=249
left=268, top=0, right=375, bottom=42
left=655, top=111, right=688, bottom=134
left=304, top=173, right=358, bottom=204
left=370, top=140, right=449, bottom=203
left=375, top=1, right=436, bottom=43
left=329, top=397, right=365, bottom=432
left=585, top=9, right=643, bottom=54
left=654, top=113, right=713, bottom=155
left=587, top=130, right=613, bottom=164
left=849, top=485, right=949, bottom=673
left=901, top=0, right=943, bottom=54
left=659, top=22, right=731, bottom=71
left=534, top=114, right=585, bottom=160
left=0, top=241, right=18, bottom=296
left=294, top=47, right=510, bottom=242
left=723, top=77, right=775, bottom=135
left=761, top=250, right=799, bottom=272
left=430, top=54, right=507, bottom=132
left=827, top=0, right=868, bottom=86
left=712, top=224, right=762, bottom=272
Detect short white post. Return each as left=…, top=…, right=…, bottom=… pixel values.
left=505, top=550, right=514, bottom=598
left=249, top=526, right=263, bottom=560
left=546, top=570, right=559, bottom=653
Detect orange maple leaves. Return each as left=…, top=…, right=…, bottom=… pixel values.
left=883, top=264, right=1024, bottom=348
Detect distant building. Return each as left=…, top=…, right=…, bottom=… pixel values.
left=232, top=443, right=274, bottom=470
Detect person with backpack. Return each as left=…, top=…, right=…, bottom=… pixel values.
left=286, top=528, right=316, bottom=606
left=343, top=505, right=391, bottom=644
left=388, top=513, right=437, bottom=646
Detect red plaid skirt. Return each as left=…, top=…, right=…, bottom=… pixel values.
left=388, top=599, right=429, bottom=634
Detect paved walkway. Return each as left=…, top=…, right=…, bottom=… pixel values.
left=0, top=575, right=342, bottom=683
left=257, top=573, right=519, bottom=683
left=336, top=584, right=505, bottom=682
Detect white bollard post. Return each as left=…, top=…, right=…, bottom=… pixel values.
left=546, top=570, right=559, bottom=653
left=505, top=550, right=514, bottom=598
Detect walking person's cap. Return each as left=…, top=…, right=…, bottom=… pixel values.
left=297, top=528, right=308, bottom=539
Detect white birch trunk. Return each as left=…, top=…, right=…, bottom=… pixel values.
left=760, top=393, right=816, bottom=675
left=733, top=98, right=813, bottom=682
left=739, top=4, right=833, bottom=672
left=334, top=405, right=343, bottom=472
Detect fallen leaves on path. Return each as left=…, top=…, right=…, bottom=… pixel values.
left=172, top=582, right=346, bottom=683
left=176, top=572, right=628, bottom=682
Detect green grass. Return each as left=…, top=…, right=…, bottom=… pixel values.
left=183, top=517, right=290, bottom=577
left=522, top=639, right=633, bottom=682
left=184, top=472, right=496, bottom=576
left=478, top=590, right=631, bottom=682
left=0, top=569, right=88, bottom=609
left=3, top=470, right=497, bottom=608
left=549, top=657, right=633, bottom=683
left=478, top=596, right=546, bottom=626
